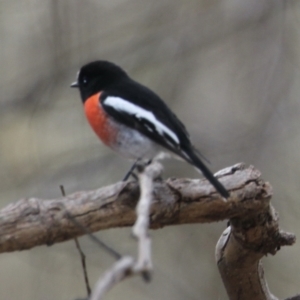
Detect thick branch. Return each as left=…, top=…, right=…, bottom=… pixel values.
left=0, top=163, right=271, bottom=253
left=216, top=199, right=295, bottom=300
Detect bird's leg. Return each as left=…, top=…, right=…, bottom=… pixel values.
left=122, top=159, right=140, bottom=181
left=122, top=159, right=153, bottom=181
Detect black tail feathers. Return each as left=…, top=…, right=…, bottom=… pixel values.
left=182, top=147, right=229, bottom=199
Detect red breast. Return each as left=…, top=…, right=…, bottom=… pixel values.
left=84, top=92, right=117, bottom=146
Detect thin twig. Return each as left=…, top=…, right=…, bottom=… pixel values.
left=131, top=161, right=161, bottom=277
left=64, top=210, right=122, bottom=260
left=59, top=185, right=122, bottom=260
left=89, top=161, right=163, bottom=300
left=90, top=256, right=135, bottom=300
left=60, top=185, right=92, bottom=297
left=74, top=238, right=92, bottom=297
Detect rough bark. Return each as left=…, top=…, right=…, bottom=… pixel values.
left=216, top=214, right=295, bottom=300
left=0, top=162, right=297, bottom=300
left=0, top=163, right=270, bottom=253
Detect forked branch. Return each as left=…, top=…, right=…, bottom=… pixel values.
left=0, top=162, right=296, bottom=300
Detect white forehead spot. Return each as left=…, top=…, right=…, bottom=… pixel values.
left=104, top=96, right=180, bottom=144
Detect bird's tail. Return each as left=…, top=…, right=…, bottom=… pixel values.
left=182, top=147, right=229, bottom=199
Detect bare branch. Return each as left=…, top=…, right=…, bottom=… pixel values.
left=90, top=256, right=135, bottom=300
left=216, top=204, right=295, bottom=300
left=132, top=161, right=162, bottom=273
left=90, top=161, right=162, bottom=299
left=0, top=162, right=296, bottom=300
left=0, top=163, right=273, bottom=253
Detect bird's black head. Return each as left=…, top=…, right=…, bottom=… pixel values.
left=71, top=61, right=128, bottom=102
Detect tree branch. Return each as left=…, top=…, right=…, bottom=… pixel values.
left=216, top=200, right=295, bottom=300
left=0, top=162, right=297, bottom=300
left=0, top=163, right=280, bottom=253
left=90, top=160, right=162, bottom=300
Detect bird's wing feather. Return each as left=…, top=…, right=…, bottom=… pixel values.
left=100, top=81, right=228, bottom=198
left=102, top=95, right=181, bottom=151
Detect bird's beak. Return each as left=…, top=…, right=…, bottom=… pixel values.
left=70, top=81, right=79, bottom=88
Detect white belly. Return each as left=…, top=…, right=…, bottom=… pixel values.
left=109, top=121, right=160, bottom=160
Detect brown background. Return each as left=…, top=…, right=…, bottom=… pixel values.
left=0, top=0, right=299, bottom=299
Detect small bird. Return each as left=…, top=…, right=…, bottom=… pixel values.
left=71, top=61, right=229, bottom=198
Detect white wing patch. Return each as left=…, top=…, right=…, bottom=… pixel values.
left=104, top=96, right=180, bottom=144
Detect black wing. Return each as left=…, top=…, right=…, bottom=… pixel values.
left=101, top=78, right=191, bottom=158
left=101, top=78, right=229, bottom=198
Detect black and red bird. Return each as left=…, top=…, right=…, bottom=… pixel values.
left=71, top=61, right=229, bottom=198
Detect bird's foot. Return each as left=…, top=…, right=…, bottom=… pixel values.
left=122, top=159, right=155, bottom=181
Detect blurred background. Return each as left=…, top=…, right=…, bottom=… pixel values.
left=0, top=0, right=299, bottom=299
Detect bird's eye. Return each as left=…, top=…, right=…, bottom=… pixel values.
left=82, top=76, right=88, bottom=85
